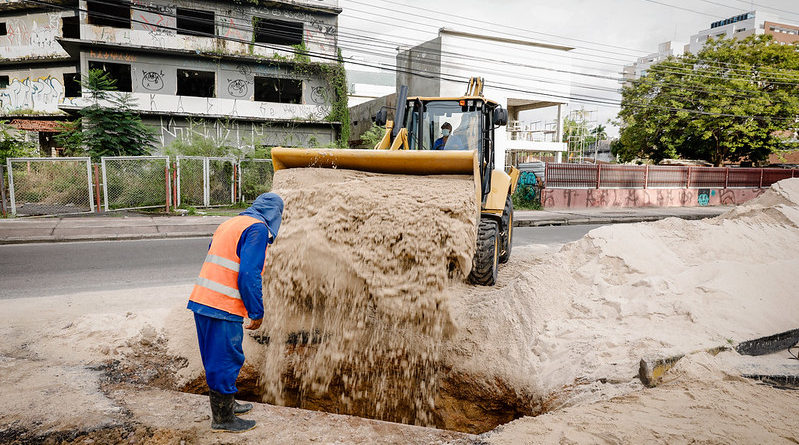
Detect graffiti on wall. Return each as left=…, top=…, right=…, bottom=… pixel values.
left=0, top=76, right=65, bottom=112
left=541, top=187, right=767, bottom=209
left=156, top=116, right=330, bottom=148
left=227, top=79, right=250, bottom=98
left=141, top=71, right=165, bottom=91
left=1, top=14, right=61, bottom=51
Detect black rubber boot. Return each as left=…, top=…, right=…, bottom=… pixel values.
left=234, top=400, right=253, bottom=415
left=209, top=390, right=256, bottom=432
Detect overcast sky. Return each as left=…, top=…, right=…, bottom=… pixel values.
left=337, top=0, right=798, bottom=136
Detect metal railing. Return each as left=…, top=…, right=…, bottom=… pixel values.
left=545, top=163, right=799, bottom=189
left=6, top=157, right=95, bottom=216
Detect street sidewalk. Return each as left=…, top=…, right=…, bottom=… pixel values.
left=0, top=206, right=731, bottom=244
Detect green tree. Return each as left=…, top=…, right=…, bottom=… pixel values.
left=0, top=121, right=39, bottom=164
left=57, top=69, right=156, bottom=161
left=616, top=35, right=799, bottom=166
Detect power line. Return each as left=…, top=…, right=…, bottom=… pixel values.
left=24, top=0, right=799, bottom=122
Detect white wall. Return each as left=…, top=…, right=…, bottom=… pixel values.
left=437, top=31, right=572, bottom=169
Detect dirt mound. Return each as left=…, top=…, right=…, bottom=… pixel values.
left=481, top=352, right=799, bottom=444
left=256, top=168, right=478, bottom=426
left=444, top=178, right=799, bottom=409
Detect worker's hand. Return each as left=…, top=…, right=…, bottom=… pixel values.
left=244, top=318, right=263, bottom=330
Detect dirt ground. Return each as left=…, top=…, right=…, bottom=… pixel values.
left=2, top=179, right=799, bottom=444
left=1, top=272, right=797, bottom=444
left=0, top=286, right=471, bottom=445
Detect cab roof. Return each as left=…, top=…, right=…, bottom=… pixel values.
left=407, top=96, right=500, bottom=107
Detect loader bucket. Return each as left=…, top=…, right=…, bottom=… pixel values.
left=271, top=148, right=477, bottom=176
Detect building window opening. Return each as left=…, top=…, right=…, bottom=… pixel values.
left=0, top=75, right=9, bottom=89
left=0, top=23, right=6, bottom=36
left=62, top=16, right=79, bottom=38
left=87, top=0, right=131, bottom=28
left=64, top=73, right=81, bottom=98
left=254, top=77, right=302, bottom=104
left=253, top=17, right=303, bottom=45
left=177, top=8, right=215, bottom=37
left=177, top=69, right=215, bottom=98
left=88, top=61, right=132, bottom=92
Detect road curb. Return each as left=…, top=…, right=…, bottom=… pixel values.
left=512, top=213, right=717, bottom=228
left=0, top=231, right=214, bottom=245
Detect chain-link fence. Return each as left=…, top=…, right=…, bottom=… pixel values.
left=5, top=156, right=275, bottom=216
left=101, top=156, right=170, bottom=211
left=6, top=157, right=95, bottom=216
left=239, top=159, right=274, bottom=202
left=208, top=157, right=235, bottom=206
left=175, top=156, right=206, bottom=207
left=175, top=157, right=236, bottom=207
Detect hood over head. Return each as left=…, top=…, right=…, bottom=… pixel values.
left=240, top=192, right=284, bottom=244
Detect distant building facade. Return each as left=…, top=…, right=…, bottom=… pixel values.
left=622, top=41, right=685, bottom=81
left=0, top=0, right=343, bottom=155
left=625, top=10, right=799, bottom=82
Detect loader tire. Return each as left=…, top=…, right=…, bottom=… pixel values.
left=498, top=194, right=513, bottom=264
left=469, top=218, right=499, bottom=286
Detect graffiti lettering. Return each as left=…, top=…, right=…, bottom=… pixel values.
left=89, top=50, right=137, bottom=62
left=0, top=76, right=65, bottom=112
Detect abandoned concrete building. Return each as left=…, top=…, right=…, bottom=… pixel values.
left=0, top=0, right=342, bottom=155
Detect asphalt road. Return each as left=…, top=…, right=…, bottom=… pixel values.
left=0, top=225, right=603, bottom=299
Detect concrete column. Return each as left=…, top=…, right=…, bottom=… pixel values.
left=555, top=104, right=564, bottom=163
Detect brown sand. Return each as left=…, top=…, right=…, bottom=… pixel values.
left=482, top=352, right=799, bottom=444
left=443, top=178, right=799, bottom=414
left=255, top=168, right=478, bottom=426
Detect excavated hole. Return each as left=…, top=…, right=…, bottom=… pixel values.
left=177, top=332, right=546, bottom=434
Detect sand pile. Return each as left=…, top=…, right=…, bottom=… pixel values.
left=482, top=351, right=799, bottom=444
left=444, top=178, right=799, bottom=410
left=255, top=168, right=478, bottom=426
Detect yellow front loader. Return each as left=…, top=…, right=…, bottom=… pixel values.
left=271, top=78, right=519, bottom=285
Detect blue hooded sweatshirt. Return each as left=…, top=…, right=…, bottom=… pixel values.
left=188, top=193, right=284, bottom=322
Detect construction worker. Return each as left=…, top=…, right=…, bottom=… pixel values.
left=433, top=122, right=452, bottom=150
left=187, top=192, right=284, bottom=433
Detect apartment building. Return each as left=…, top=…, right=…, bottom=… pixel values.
left=0, top=0, right=343, bottom=155
left=625, top=10, right=799, bottom=81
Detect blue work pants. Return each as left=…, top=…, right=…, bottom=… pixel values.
left=193, top=313, right=245, bottom=394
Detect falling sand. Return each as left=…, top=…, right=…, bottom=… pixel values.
left=254, top=168, right=478, bottom=426
left=253, top=169, right=799, bottom=434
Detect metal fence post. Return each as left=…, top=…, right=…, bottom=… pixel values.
left=176, top=157, right=182, bottom=207
left=643, top=165, right=649, bottom=189
left=100, top=158, right=109, bottom=212
left=0, top=164, right=6, bottom=218
left=595, top=164, right=601, bottom=189
left=93, top=164, right=102, bottom=213
left=759, top=169, right=764, bottom=188
left=686, top=167, right=692, bottom=189
left=203, top=157, right=210, bottom=208
left=86, top=159, right=95, bottom=213
left=172, top=163, right=178, bottom=208
left=724, top=167, right=729, bottom=189
left=231, top=161, right=237, bottom=204
left=237, top=162, right=243, bottom=203
left=164, top=163, right=171, bottom=213
left=7, top=159, right=16, bottom=216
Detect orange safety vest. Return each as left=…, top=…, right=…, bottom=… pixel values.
left=189, top=215, right=268, bottom=318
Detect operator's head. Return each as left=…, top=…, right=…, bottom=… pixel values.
left=441, top=122, right=452, bottom=137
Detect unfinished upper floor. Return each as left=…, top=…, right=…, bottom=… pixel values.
left=0, top=0, right=340, bottom=63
